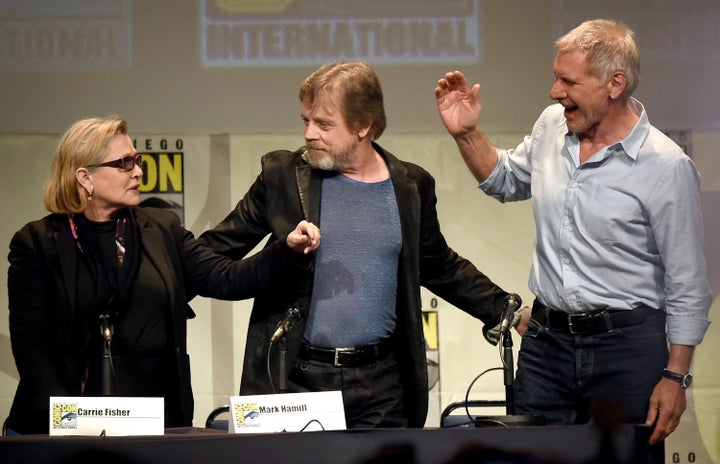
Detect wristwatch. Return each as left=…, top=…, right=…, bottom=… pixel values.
left=661, top=369, right=693, bottom=389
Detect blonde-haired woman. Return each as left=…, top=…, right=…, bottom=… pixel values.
left=6, top=116, right=319, bottom=434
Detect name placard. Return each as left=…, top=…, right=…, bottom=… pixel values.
left=229, top=391, right=346, bottom=433
left=49, top=396, right=164, bottom=436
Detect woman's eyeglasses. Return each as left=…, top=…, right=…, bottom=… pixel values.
left=87, top=154, right=143, bottom=172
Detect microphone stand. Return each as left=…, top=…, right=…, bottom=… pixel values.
left=270, top=306, right=300, bottom=393
left=502, top=328, right=514, bottom=415
left=277, top=335, right=289, bottom=393
left=99, top=315, right=114, bottom=396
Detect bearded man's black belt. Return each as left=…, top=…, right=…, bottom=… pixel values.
left=299, top=338, right=392, bottom=367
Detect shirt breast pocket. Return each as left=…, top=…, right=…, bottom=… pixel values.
left=581, top=187, right=641, bottom=245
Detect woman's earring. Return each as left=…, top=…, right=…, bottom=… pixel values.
left=87, top=191, right=94, bottom=201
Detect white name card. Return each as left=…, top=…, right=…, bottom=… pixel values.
left=49, top=396, right=164, bottom=436
left=229, top=391, right=346, bottom=433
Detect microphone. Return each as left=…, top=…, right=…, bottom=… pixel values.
left=99, top=313, right=113, bottom=342
left=499, top=293, right=522, bottom=333
left=270, top=306, right=302, bottom=344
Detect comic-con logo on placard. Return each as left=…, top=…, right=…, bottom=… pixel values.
left=52, top=402, right=78, bottom=429
left=234, top=402, right=261, bottom=428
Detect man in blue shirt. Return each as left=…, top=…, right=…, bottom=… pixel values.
left=435, top=18, right=711, bottom=444
left=201, top=61, right=514, bottom=428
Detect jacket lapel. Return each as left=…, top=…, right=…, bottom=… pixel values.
left=295, top=158, right=322, bottom=224
left=134, top=209, right=176, bottom=310
left=381, top=146, right=420, bottom=240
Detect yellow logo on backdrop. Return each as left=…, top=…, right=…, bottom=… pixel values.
left=422, top=311, right=438, bottom=350
left=139, top=152, right=183, bottom=193
left=215, top=0, right=292, bottom=13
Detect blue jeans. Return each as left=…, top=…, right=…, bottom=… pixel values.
left=514, top=309, right=668, bottom=425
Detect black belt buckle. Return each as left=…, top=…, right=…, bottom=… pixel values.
left=567, top=312, right=590, bottom=335
left=333, top=347, right=355, bottom=367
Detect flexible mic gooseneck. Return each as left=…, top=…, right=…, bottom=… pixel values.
left=270, top=306, right=302, bottom=344
left=499, top=293, right=522, bottom=333
left=99, top=313, right=114, bottom=396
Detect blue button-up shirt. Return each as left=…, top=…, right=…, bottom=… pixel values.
left=480, top=99, right=711, bottom=345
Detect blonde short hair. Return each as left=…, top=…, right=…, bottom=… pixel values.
left=44, top=116, right=128, bottom=214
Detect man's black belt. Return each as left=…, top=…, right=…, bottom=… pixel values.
left=299, top=338, right=392, bottom=368
left=532, top=300, right=656, bottom=335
